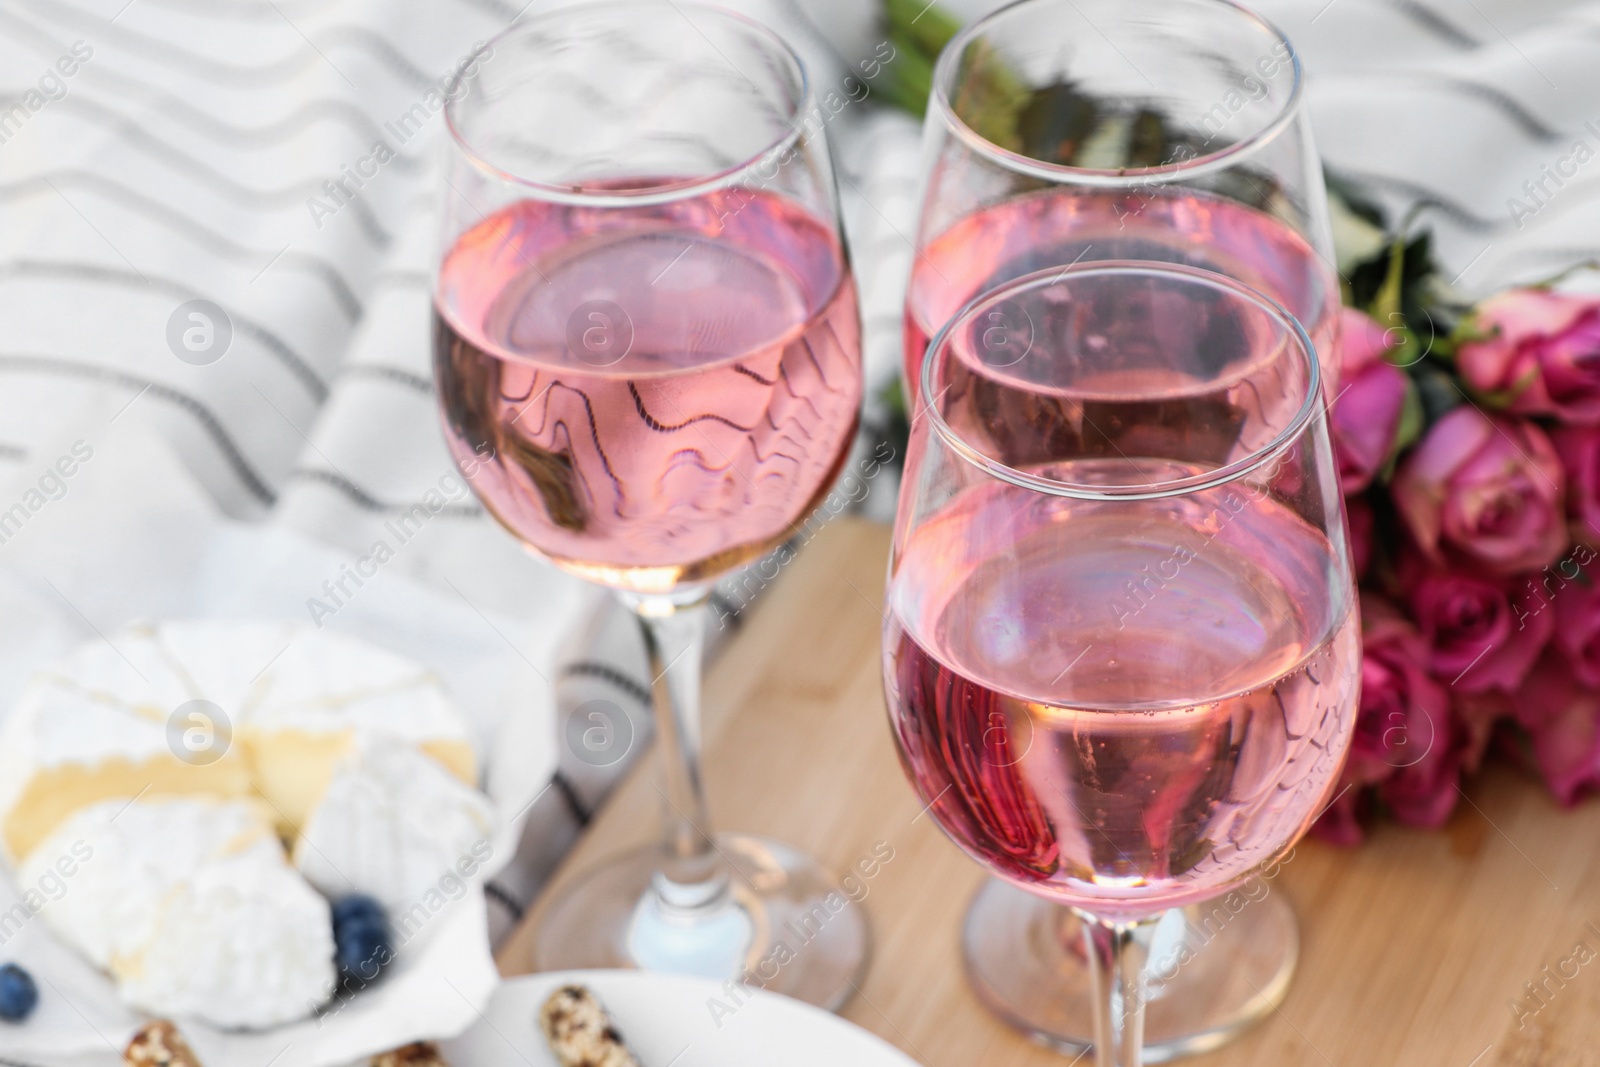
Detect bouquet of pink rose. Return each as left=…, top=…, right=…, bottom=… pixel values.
left=1318, top=192, right=1600, bottom=844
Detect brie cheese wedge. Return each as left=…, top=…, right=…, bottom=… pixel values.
left=0, top=621, right=478, bottom=864
left=22, top=797, right=336, bottom=1030
left=295, top=732, right=496, bottom=913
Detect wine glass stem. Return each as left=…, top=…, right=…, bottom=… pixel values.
left=630, top=593, right=730, bottom=913
left=1082, top=912, right=1156, bottom=1067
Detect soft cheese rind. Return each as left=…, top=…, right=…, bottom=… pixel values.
left=23, top=797, right=336, bottom=1030
left=295, top=733, right=496, bottom=911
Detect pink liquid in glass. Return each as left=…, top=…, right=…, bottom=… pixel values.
left=903, top=189, right=1340, bottom=403
left=435, top=189, right=862, bottom=592
left=883, top=458, right=1358, bottom=919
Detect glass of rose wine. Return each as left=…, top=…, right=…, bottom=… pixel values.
left=432, top=2, right=867, bottom=1007
left=901, top=0, right=1345, bottom=1054
left=884, top=263, right=1358, bottom=1066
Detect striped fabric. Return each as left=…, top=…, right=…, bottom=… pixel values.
left=0, top=0, right=1594, bottom=948
left=1250, top=0, right=1600, bottom=296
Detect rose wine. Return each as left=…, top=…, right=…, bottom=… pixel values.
left=883, top=459, right=1358, bottom=919
left=435, top=189, right=862, bottom=593
left=902, top=189, right=1340, bottom=403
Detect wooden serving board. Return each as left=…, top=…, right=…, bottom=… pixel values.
left=499, top=518, right=1600, bottom=1066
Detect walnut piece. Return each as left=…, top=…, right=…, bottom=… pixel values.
left=371, top=1041, right=451, bottom=1066
left=123, top=1021, right=202, bottom=1067
left=538, top=985, right=642, bottom=1067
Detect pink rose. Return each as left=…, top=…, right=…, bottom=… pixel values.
left=1457, top=289, right=1600, bottom=424
left=1379, top=733, right=1462, bottom=829
left=1553, top=571, right=1600, bottom=687
left=1401, top=563, right=1552, bottom=693
left=1513, top=651, right=1600, bottom=806
left=1392, top=406, right=1567, bottom=575
left=1452, top=690, right=1511, bottom=776
left=1331, top=309, right=1409, bottom=493
left=1346, top=494, right=1374, bottom=579
left=1347, top=597, right=1447, bottom=783
left=1315, top=596, right=1458, bottom=843
left=1310, top=788, right=1365, bottom=847
left=1361, top=599, right=1461, bottom=828
left=1551, top=425, right=1600, bottom=542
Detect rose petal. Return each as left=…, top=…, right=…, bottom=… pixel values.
left=1310, top=785, right=1365, bottom=847
left=1524, top=683, right=1600, bottom=807
left=1393, top=407, right=1496, bottom=558
left=1333, top=361, right=1408, bottom=493
left=1338, top=307, right=1397, bottom=377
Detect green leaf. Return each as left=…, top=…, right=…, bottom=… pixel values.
left=878, top=29, right=937, bottom=116
left=1324, top=169, right=1388, bottom=230
left=1413, top=303, right=1458, bottom=362
left=1410, top=361, right=1463, bottom=425
left=885, top=0, right=963, bottom=57
left=879, top=376, right=908, bottom=421
left=1344, top=228, right=1440, bottom=326
left=868, top=378, right=912, bottom=470
left=1440, top=311, right=1497, bottom=360
left=949, top=40, right=1030, bottom=150
left=1128, top=108, right=1167, bottom=168
left=1470, top=365, right=1540, bottom=410
left=879, top=0, right=1031, bottom=143
left=880, top=0, right=966, bottom=117
left=1369, top=238, right=1406, bottom=325
left=1378, top=375, right=1425, bottom=484
left=1383, top=321, right=1420, bottom=369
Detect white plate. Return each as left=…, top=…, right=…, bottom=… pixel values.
left=440, top=971, right=924, bottom=1066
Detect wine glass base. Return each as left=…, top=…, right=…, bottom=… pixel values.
left=963, top=878, right=1297, bottom=1062
left=531, top=833, right=871, bottom=1012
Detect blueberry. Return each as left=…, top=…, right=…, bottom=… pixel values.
left=331, top=894, right=384, bottom=928
left=336, top=924, right=391, bottom=983
left=331, top=896, right=392, bottom=985
left=0, top=964, right=38, bottom=1022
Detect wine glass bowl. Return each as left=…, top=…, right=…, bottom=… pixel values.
left=432, top=1, right=868, bottom=1008
left=903, top=0, right=1340, bottom=403
left=432, top=187, right=862, bottom=594
left=884, top=264, right=1358, bottom=1063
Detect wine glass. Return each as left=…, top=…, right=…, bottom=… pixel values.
left=901, top=0, right=1344, bottom=1053
left=904, top=0, right=1341, bottom=405
left=884, top=263, right=1358, bottom=1066
left=433, top=1, right=867, bottom=1007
